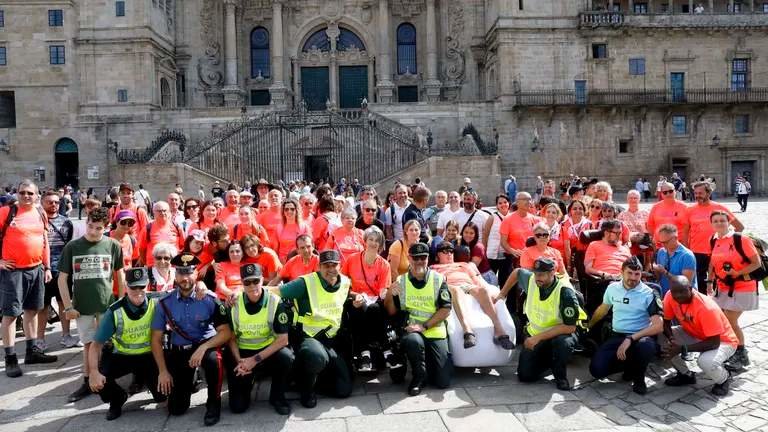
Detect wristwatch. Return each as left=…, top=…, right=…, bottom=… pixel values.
left=422, top=322, right=430, bottom=330
left=253, top=353, right=263, bottom=363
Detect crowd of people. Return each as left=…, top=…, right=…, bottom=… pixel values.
left=0, top=173, right=765, bottom=427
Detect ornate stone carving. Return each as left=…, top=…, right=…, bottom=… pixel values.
left=443, top=2, right=466, bottom=84
left=197, top=0, right=224, bottom=94
left=392, top=0, right=425, bottom=18
left=243, top=0, right=272, bottom=21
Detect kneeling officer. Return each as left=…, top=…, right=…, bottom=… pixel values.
left=227, top=263, right=294, bottom=415
left=88, top=267, right=167, bottom=420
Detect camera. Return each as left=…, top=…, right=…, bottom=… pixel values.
left=637, top=233, right=653, bottom=249
left=723, top=262, right=732, bottom=272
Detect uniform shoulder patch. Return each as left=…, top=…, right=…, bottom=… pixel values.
left=277, top=312, right=289, bottom=324
left=440, top=290, right=450, bottom=301
left=563, top=306, right=576, bottom=318
left=219, top=304, right=227, bottom=316
left=655, top=295, right=663, bottom=309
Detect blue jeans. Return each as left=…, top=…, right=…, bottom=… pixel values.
left=589, top=334, right=658, bottom=382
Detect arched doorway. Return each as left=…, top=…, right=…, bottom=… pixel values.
left=298, top=25, right=371, bottom=110
left=54, top=138, right=79, bottom=189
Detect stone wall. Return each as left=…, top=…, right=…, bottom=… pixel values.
left=114, top=162, right=226, bottom=203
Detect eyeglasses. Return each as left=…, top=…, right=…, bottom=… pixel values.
left=534, top=233, right=550, bottom=238
left=186, top=205, right=199, bottom=210
left=284, top=207, right=296, bottom=212
left=18, top=191, right=34, bottom=196
left=364, top=208, right=377, bottom=213
left=46, top=201, right=60, bottom=205
left=154, top=256, right=172, bottom=261
left=119, top=220, right=136, bottom=227
left=410, top=256, right=429, bottom=261
left=662, top=190, right=675, bottom=195
left=243, top=279, right=262, bottom=286
left=590, top=205, right=601, bottom=209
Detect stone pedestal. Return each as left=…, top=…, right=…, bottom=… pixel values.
left=222, top=86, right=245, bottom=107
left=269, top=84, right=290, bottom=109
left=424, top=80, right=442, bottom=103
left=376, top=81, right=396, bottom=103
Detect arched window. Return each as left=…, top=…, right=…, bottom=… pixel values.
left=160, top=78, right=172, bottom=109
left=251, top=27, right=270, bottom=78
left=397, top=23, right=417, bottom=74
left=302, top=29, right=330, bottom=52
left=337, top=28, right=365, bottom=51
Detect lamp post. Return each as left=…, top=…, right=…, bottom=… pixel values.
left=426, top=129, right=433, bottom=154
left=710, top=135, right=720, bottom=147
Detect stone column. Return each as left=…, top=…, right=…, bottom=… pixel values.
left=424, top=0, right=442, bottom=102
left=375, top=0, right=395, bottom=103
left=291, top=57, right=300, bottom=106
left=669, top=0, right=674, bottom=13
left=269, top=0, right=288, bottom=108
left=608, top=0, right=614, bottom=11
left=629, top=0, right=634, bottom=14
left=329, top=56, right=338, bottom=109
left=688, top=0, right=693, bottom=13
left=708, top=0, right=714, bottom=12
left=729, top=0, right=734, bottom=12
left=223, top=0, right=244, bottom=107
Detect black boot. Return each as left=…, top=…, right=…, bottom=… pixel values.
left=68, top=376, right=92, bottom=402
left=203, top=400, right=221, bottom=426
left=4, top=354, right=22, bottom=378
left=25, top=345, right=58, bottom=364
left=106, top=391, right=128, bottom=421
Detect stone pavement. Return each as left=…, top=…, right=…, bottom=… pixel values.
left=1, top=199, right=767, bottom=432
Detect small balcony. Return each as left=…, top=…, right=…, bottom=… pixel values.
left=580, top=1, right=768, bottom=29
left=514, top=87, right=768, bottom=107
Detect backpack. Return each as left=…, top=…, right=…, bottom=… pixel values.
left=709, top=232, right=768, bottom=288
left=0, top=204, right=48, bottom=255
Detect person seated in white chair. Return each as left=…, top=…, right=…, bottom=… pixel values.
left=430, top=241, right=515, bottom=350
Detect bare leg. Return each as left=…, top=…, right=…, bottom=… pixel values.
left=449, top=286, right=472, bottom=334
left=23, top=309, right=37, bottom=341
left=723, top=309, right=744, bottom=345
left=469, top=286, right=506, bottom=337
left=1, top=316, right=16, bottom=349
left=56, top=300, right=70, bottom=336
left=36, top=307, right=48, bottom=341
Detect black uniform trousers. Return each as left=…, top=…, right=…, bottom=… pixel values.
left=224, top=347, right=294, bottom=413
left=345, top=301, right=388, bottom=352
left=589, top=334, right=658, bottom=383
left=517, top=333, right=578, bottom=382
left=165, top=346, right=224, bottom=415
left=294, top=336, right=353, bottom=398
left=401, top=332, right=452, bottom=388
left=98, top=350, right=165, bottom=405
left=694, top=253, right=710, bottom=295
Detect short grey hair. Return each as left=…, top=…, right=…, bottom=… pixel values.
left=363, top=226, right=385, bottom=252
left=152, top=242, right=178, bottom=259
left=658, top=224, right=678, bottom=236
left=341, top=208, right=357, bottom=220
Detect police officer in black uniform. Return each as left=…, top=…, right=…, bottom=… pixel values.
left=150, top=254, right=231, bottom=427
left=226, top=263, right=294, bottom=415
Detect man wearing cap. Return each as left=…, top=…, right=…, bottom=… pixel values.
left=226, top=263, right=294, bottom=415
left=384, top=242, right=452, bottom=396
left=151, top=254, right=231, bottom=426
left=108, top=183, right=149, bottom=235
left=496, top=258, right=586, bottom=390
left=254, top=179, right=273, bottom=202
left=239, top=190, right=254, bottom=208
left=277, top=249, right=353, bottom=407
left=88, top=267, right=166, bottom=420
left=211, top=181, right=224, bottom=199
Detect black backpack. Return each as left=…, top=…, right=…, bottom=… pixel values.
left=710, top=233, right=768, bottom=294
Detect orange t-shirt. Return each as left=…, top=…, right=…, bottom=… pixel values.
left=257, top=210, right=283, bottom=249
left=137, top=221, right=185, bottom=267
left=110, top=232, right=137, bottom=295
left=710, top=233, right=759, bottom=293
left=647, top=199, right=689, bottom=239
left=218, top=207, right=241, bottom=228
left=341, top=252, right=391, bottom=297
left=243, top=247, right=282, bottom=279
left=499, top=212, right=541, bottom=250
left=280, top=254, right=319, bottom=281
left=584, top=240, right=632, bottom=275
left=0, top=205, right=48, bottom=268
left=312, top=213, right=331, bottom=249
left=328, top=227, right=365, bottom=264
left=230, top=222, right=270, bottom=247
left=520, top=246, right=566, bottom=274
left=663, top=290, right=739, bottom=348
left=215, top=261, right=243, bottom=299
left=430, top=262, right=484, bottom=289
left=686, top=202, right=734, bottom=254
left=563, top=218, right=593, bottom=253
left=275, top=223, right=310, bottom=263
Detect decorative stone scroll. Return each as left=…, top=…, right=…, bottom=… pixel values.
left=198, top=0, right=224, bottom=105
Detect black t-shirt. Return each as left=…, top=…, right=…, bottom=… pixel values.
left=355, top=217, right=384, bottom=232
left=211, top=186, right=224, bottom=198
left=402, top=203, right=430, bottom=242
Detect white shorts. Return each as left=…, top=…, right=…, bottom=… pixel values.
left=75, top=313, right=102, bottom=345
left=714, top=290, right=759, bottom=312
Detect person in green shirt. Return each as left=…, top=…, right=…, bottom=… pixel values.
left=58, top=206, right=125, bottom=403
left=496, top=258, right=585, bottom=390
left=278, top=250, right=352, bottom=408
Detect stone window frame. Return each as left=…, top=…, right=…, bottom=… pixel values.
left=733, top=113, right=751, bottom=136
left=671, top=114, right=688, bottom=136
left=48, top=9, right=64, bottom=27
left=396, top=22, right=417, bottom=75
left=629, top=57, right=645, bottom=76
left=0, top=10, right=4, bottom=28
left=0, top=46, right=5, bottom=66
left=591, top=43, right=608, bottom=60
left=117, top=89, right=128, bottom=103
left=48, top=44, right=65, bottom=65
left=617, top=138, right=634, bottom=156
left=250, top=26, right=271, bottom=79
left=116, top=1, right=126, bottom=17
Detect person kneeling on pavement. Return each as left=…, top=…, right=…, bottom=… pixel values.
left=384, top=242, right=453, bottom=396
left=588, top=257, right=663, bottom=395
left=661, top=275, right=736, bottom=396
left=226, top=263, right=294, bottom=415
left=88, top=267, right=167, bottom=420
left=496, top=258, right=586, bottom=390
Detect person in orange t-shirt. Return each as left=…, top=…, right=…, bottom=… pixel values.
left=583, top=220, right=632, bottom=313
left=107, top=183, right=150, bottom=235
left=683, top=181, right=743, bottom=294
left=230, top=206, right=270, bottom=246
left=499, top=192, right=541, bottom=263
left=215, top=241, right=244, bottom=301
left=326, top=209, right=365, bottom=265
left=257, top=189, right=285, bottom=249
left=217, top=189, right=242, bottom=228
left=646, top=182, right=689, bottom=242
left=137, top=201, right=185, bottom=266
left=275, top=199, right=310, bottom=263
left=341, top=226, right=393, bottom=371
left=520, top=223, right=566, bottom=274
left=272, top=234, right=319, bottom=284
left=661, top=276, right=738, bottom=396
left=109, top=211, right=139, bottom=296
left=240, top=234, right=282, bottom=282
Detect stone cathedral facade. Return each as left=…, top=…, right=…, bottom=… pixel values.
left=0, top=0, right=766, bottom=194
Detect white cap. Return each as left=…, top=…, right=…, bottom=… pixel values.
left=463, top=177, right=471, bottom=184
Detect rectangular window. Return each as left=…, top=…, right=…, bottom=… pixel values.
left=48, top=9, right=63, bottom=27
left=250, top=90, right=270, bottom=106
left=731, top=58, right=750, bottom=90
left=611, top=4, right=621, bottom=11
left=629, top=58, right=646, bottom=76
left=660, top=4, right=669, bottom=12
left=735, top=114, right=750, bottom=134
left=681, top=4, right=690, bottom=13
left=49, top=45, right=65, bottom=65
left=0, top=91, right=15, bottom=128
left=763, top=3, right=768, bottom=13
left=116, top=1, right=126, bottom=17
left=519, top=0, right=524, bottom=10
left=672, top=115, right=687, bottom=135
left=117, top=89, right=128, bottom=102
left=398, top=86, right=419, bottom=103
left=618, top=140, right=633, bottom=154
left=634, top=3, right=648, bottom=13
left=733, top=2, right=743, bottom=12
left=592, top=43, right=608, bottom=59
left=0, top=47, right=5, bottom=66
left=0, top=10, right=4, bottom=27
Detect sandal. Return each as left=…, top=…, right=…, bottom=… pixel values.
left=463, top=332, right=477, bottom=349
left=493, top=335, right=515, bottom=350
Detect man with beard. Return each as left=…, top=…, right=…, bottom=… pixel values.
left=151, top=254, right=231, bottom=426
left=107, top=183, right=149, bottom=235
left=450, top=191, right=489, bottom=239
left=384, top=184, right=411, bottom=242
left=583, top=219, right=632, bottom=314
left=497, top=258, right=585, bottom=390
left=384, top=243, right=452, bottom=396
left=588, top=258, right=663, bottom=395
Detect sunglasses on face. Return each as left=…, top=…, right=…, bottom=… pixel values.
left=410, top=256, right=429, bottom=261
left=154, top=256, right=171, bottom=261
left=186, top=205, right=199, bottom=210
left=119, top=219, right=136, bottom=227
left=284, top=207, right=296, bottom=212
left=534, top=233, right=550, bottom=238
left=364, top=208, right=376, bottom=213
left=243, top=279, right=262, bottom=286
left=590, top=205, right=601, bottom=209
left=438, top=249, right=453, bottom=254
left=46, top=201, right=60, bottom=205
left=662, top=190, right=674, bottom=195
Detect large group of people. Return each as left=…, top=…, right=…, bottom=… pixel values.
left=0, top=174, right=764, bottom=427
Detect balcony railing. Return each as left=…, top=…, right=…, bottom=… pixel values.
left=514, top=88, right=768, bottom=107
left=579, top=11, right=768, bottom=28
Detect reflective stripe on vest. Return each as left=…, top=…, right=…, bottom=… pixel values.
left=113, top=299, right=156, bottom=355
left=523, top=276, right=586, bottom=336
left=296, top=273, right=350, bottom=338
left=400, top=270, right=447, bottom=339
left=232, top=292, right=279, bottom=350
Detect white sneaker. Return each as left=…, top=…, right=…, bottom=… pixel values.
left=35, top=339, right=47, bottom=351
left=358, top=350, right=374, bottom=372
left=62, top=335, right=83, bottom=348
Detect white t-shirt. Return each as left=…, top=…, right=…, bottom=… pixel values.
left=451, top=208, right=489, bottom=240
left=135, top=189, right=151, bottom=208
left=383, top=201, right=410, bottom=240
left=436, top=207, right=460, bottom=232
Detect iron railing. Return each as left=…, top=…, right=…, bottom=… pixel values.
left=515, top=87, right=768, bottom=107
left=579, top=11, right=625, bottom=27
left=580, top=11, right=768, bottom=28
left=116, top=129, right=186, bottom=164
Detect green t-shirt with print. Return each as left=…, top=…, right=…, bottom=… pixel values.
left=59, top=236, right=123, bottom=315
